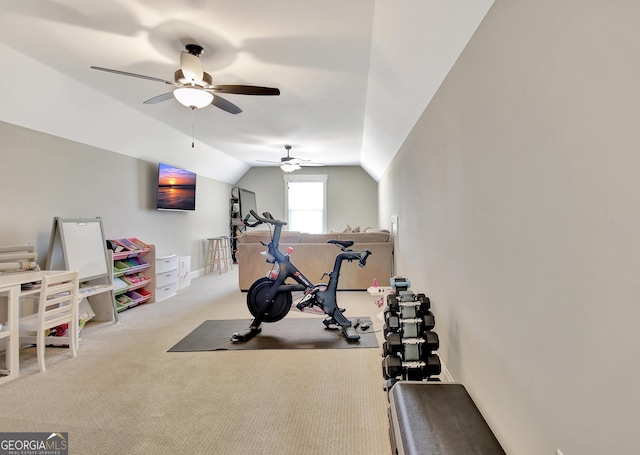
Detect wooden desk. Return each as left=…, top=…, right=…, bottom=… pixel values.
left=0, top=270, right=81, bottom=383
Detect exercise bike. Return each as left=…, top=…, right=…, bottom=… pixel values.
left=231, top=210, right=372, bottom=343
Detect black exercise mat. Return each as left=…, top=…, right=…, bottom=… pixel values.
left=168, top=317, right=378, bottom=352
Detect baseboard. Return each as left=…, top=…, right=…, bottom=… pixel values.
left=440, top=359, right=455, bottom=382
left=191, top=268, right=204, bottom=279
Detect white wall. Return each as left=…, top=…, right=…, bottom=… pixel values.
left=235, top=166, right=379, bottom=232
left=379, top=1, right=640, bottom=454
left=362, top=0, right=494, bottom=180
left=0, top=121, right=231, bottom=272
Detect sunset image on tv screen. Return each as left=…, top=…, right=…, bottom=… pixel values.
left=157, top=163, right=196, bottom=210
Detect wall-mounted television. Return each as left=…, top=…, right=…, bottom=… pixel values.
left=157, top=163, right=197, bottom=211
left=238, top=188, right=257, bottom=221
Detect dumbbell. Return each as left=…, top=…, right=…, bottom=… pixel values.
left=382, top=354, right=402, bottom=380
left=382, top=353, right=442, bottom=380
left=382, top=331, right=440, bottom=358
left=386, top=294, right=431, bottom=315
left=382, top=312, right=400, bottom=337
left=383, top=312, right=436, bottom=337
left=415, top=293, right=431, bottom=312
left=384, top=308, right=433, bottom=329
left=390, top=276, right=411, bottom=292
left=387, top=294, right=399, bottom=312
left=400, top=313, right=435, bottom=334
left=382, top=331, right=439, bottom=357
left=404, top=354, right=442, bottom=380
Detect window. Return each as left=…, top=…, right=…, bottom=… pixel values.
left=284, top=174, right=327, bottom=233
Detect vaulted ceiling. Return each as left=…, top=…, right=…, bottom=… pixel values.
left=0, top=0, right=493, bottom=183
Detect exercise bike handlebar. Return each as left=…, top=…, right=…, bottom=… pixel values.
left=243, top=210, right=287, bottom=227
left=243, top=208, right=371, bottom=266
left=359, top=249, right=372, bottom=268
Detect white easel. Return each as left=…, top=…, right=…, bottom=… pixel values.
left=46, top=217, right=118, bottom=323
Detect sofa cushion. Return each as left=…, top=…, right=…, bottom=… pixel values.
left=240, top=230, right=301, bottom=243
left=364, top=227, right=391, bottom=234
left=299, top=233, right=338, bottom=243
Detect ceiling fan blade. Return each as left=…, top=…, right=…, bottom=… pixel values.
left=90, top=66, right=176, bottom=85
left=301, top=163, right=324, bottom=167
left=256, top=159, right=280, bottom=164
left=211, top=95, right=243, bottom=114
left=212, top=85, right=280, bottom=96
left=143, top=92, right=175, bottom=104
left=180, top=52, right=204, bottom=84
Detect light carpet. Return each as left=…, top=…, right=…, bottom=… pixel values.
left=0, top=269, right=392, bottom=454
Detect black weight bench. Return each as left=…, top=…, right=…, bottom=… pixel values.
left=388, top=382, right=505, bottom=455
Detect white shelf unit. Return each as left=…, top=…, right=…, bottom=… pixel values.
left=0, top=286, right=17, bottom=382
left=109, top=239, right=156, bottom=311
left=155, top=253, right=178, bottom=302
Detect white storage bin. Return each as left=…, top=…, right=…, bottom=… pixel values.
left=155, top=283, right=178, bottom=302
left=156, top=271, right=177, bottom=288
left=155, top=253, right=178, bottom=302
left=156, top=254, right=178, bottom=274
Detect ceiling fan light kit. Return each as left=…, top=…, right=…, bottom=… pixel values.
left=280, top=162, right=302, bottom=173
left=173, top=87, right=213, bottom=109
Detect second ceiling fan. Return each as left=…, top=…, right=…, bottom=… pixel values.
left=258, top=145, right=324, bottom=172
left=91, top=44, right=280, bottom=114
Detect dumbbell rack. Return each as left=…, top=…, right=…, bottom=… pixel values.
left=382, top=285, right=441, bottom=385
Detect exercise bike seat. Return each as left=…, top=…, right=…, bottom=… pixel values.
left=327, top=239, right=354, bottom=249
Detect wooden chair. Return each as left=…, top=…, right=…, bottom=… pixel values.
left=19, top=271, right=79, bottom=372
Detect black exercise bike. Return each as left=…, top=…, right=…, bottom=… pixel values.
left=231, top=210, right=372, bottom=343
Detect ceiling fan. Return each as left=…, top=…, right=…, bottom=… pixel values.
left=258, top=145, right=324, bottom=172
left=90, top=44, right=280, bottom=114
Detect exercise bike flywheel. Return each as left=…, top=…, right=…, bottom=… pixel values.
left=246, top=277, right=292, bottom=322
